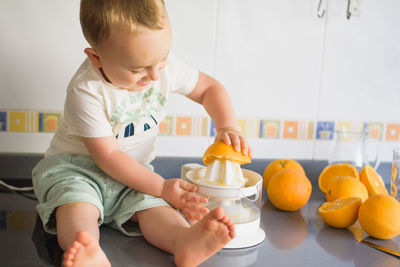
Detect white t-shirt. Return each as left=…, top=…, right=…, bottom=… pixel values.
left=46, top=53, right=199, bottom=164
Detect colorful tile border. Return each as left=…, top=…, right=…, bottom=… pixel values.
left=1, top=109, right=400, bottom=143
left=238, top=119, right=260, bottom=139
left=41, top=113, right=62, bottom=132
left=159, top=116, right=174, bottom=136
left=281, top=120, right=314, bottom=140
left=316, top=121, right=335, bottom=140
left=0, top=110, right=62, bottom=133
left=366, top=122, right=384, bottom=141
left=386, top=123, right=400, bottom=142
left=0, top=111, right=6, bottom=132
left=260, top=120, right=280, bottom=139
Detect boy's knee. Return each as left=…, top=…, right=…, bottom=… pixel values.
left=56, top=201, right=100, bottom=219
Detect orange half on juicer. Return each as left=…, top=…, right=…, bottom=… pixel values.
left=202, top=141, right=251, bottom=165
left=200, top=141, right=251, bottom=187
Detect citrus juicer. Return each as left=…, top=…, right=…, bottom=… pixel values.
left=181, top=142, right=265, bottom=249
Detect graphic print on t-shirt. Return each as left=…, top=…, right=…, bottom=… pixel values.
left=110, top=87, right=167, bottom=139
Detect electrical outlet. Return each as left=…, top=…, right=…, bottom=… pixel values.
left=349, top=0, right=362, bottom=16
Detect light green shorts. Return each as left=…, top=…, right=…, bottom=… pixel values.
left=32, top=154, right=169, bottom=236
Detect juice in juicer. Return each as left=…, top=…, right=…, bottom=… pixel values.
left=181, top=141, right=265, bottom=249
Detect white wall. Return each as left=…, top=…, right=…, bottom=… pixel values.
left=0, top=0, right=399, bottom=162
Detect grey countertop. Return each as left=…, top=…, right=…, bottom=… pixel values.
left=0, top=155, right=399, bottom=266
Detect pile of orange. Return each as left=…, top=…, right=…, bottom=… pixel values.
left=263, top=159, right=311, bottom=211
left=317, top=163, right=400, bottom=240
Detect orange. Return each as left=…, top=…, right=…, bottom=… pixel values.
left=263, top=159, right=305, bottom=190
left=318, top=163, right=359, bottom=194
left=326, top=176, right=368, bottom=202
left=202, top=141, right=251, bottom=165
left=267, top=169, right=312, bottom=211
left=318, top=197, right=362, bottom=228
left=359, top=164, right=388, bottom=196
left=358, top=194, right=400, bottom=239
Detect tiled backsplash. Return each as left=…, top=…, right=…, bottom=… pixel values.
left=1, top=109, right=399, bottom=143
left=1, top=0, right=399, bottom=161
left=0, top=111, right=61, bottom=133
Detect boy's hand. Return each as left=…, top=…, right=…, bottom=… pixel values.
left=215, top=127, right=252, bottom=157
left=161, top=179, right=209, bottom=220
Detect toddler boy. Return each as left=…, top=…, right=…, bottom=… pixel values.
left=32, top=0, right=251, bottom=266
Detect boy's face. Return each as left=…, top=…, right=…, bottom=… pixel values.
left=86, top=19, right=172, bottom=92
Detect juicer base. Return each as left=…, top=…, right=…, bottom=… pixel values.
left=224, top=228, right=265, bottom=249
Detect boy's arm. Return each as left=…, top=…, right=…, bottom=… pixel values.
left=83, top=136, right=165, bottom=196
left=186, top=71, right=252, bottom=156
left=82, top=136, right=208, bottom=220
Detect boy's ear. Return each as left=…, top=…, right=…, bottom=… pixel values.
left=84, top=48, right=102, bottom=68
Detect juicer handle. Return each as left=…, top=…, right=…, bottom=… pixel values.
left=239, top=183, right=262, bottom=202
left=181, top=163, right=204, bottom=180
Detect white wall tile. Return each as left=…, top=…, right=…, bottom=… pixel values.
left=0, top=0, right=87, bottom=110
left=156, top=136, right=214, bottom=158
left=165, top=0, right=217, bottom=116
left=250, top=139, right=315, bottom=159
left=318, top=0, right=400, bottom=121
left=166, top=0, right=217, bottom=76
left=313, top=139, right=399, bottom=164
left=214, top=0, right=324, bottom=120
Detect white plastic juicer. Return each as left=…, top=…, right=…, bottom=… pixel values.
left=181, top=163, right=265, bottom=249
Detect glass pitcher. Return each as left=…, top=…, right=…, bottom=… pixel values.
left=328, top=130, right=380, bottom=171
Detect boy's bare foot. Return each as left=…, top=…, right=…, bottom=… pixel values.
left=62, top=230, right=111, bottom=267
left=174, top=207, right=235, bottom=267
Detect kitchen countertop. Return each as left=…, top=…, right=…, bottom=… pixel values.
left=0, top=156, right=399, bottom=266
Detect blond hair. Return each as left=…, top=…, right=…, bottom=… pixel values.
left=80, top=0, right=166, bottom=46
